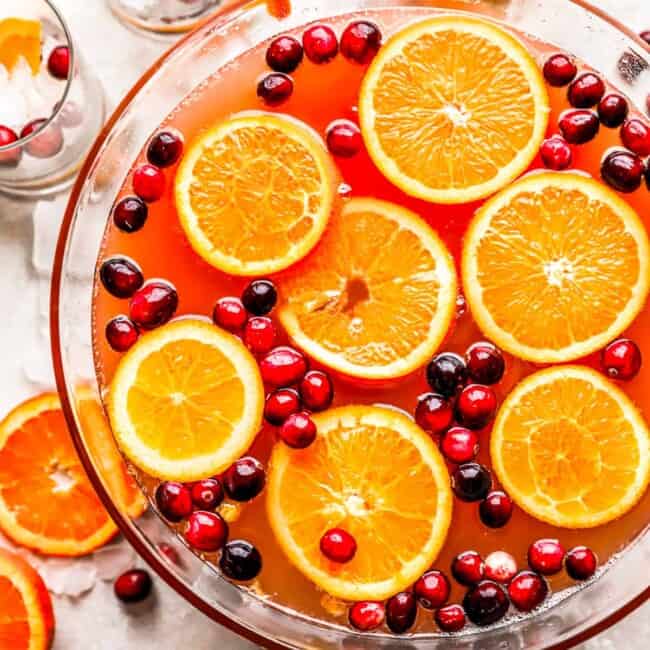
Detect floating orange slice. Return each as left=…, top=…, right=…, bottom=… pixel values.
left=175, top=111, right=339, bottom=276
left=491, top=366, right=650, bottom=528
left=359, top=15, right=549, bottom=203
left=277, top=198, right=457, bottom=380
left=267, top=405, right=453, bottom=601
left=463, top=172, right=650, bottom=363
left=0, top=19, right=42, bottom=75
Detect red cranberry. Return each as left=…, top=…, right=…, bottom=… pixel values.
left=21, top=119, right=64, bottom=158
left=242, top=279, right=277, bottom=316
left=621, top=118, right=650, bottom=156
left=220, top=540, right=262, bottom=581
left=147, top=130, right=184, bottom=168
left=190, top=479, right=224, bottom=511
left=598, top=94, right=629, bottom=128
left=568, top=73, right=605, bottom=108
left=465, top=342, right=505, bottom=385
left=129, top=281, right=178, bottom=330
left=47, top=45, right=70, bottom=79
left=340, top=21, right=382, bottom=64
left=601, top=339, right=642, bottom=380
left=100, top=256, right=144, bottom=299
left=280, top=411, right=317, bottom=449
left=302, top=25, right=338, bottom=64
left=244, top=316, right=276, bottom=355
left=260, top=346, right=308, bottom=387
left=223, top=457, right=266, bottom=502
left=440, top=427, right=479, bottom=464
left=484, top=551, right=517, bottom=583
left=349, top=601, right=385, bottom=631
left=213, top=297, right=248, bottom=332
left=264, top=388, right=301, bottom=425
left=299, top=370, right=333, bottom=411
left=155, top=481, right=193, bottom=522
left=415, top=393, right=454, bottom=436
left=559, top=109, right=600, bottom=144
left=641, top=31, right=650, bottom=45
left=266, top=35, right=304, bottom=73
left=185, top=511, right=229, bottom=552
left=133, top=164, right=165, bottom=203
left=600, top=150, right=644, bottom=193
left=326, top=120, right=363, bottom=158
left=540, top=135, right=573, bottom=171
left=543, top=53, right=577, bottom=87
left=414, top=570, right=450, bottom=609
left=452, top=463, right=492, bottom=502
left=113, top=196, right=148, bottom=233
left=106, top=316, right=139, bottom=352
left=114, top=569, right=152, bottom=603
left=565, top=546, right=597, bottom=580
left=427, top=353, right=468, bottom=397
left=479, top=491, right=514, bottom=528
left=320, top=528, right=357, bottom=563
left=386, top=592, right=417, bottom=634
left=456, top=385, right=497, bottom=430
left=528, top=538, right=565, bottom=575
left=0, top=125, right=21, bottom=167
left=463, top=580, right=510, bottom=626
left=257, top=73, right=294, bottom=105
left=435, top=604, right=466, bottom=632
left=451, top=550, right=485, bottom=586
left=508, top=571, right=548, bottom=612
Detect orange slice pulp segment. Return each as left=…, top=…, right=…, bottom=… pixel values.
left=0, top=19, right=42, bottom=75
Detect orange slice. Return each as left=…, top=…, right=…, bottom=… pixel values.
left=463, top=172, right=650, bottom=363
left=267, top=405, right=453, bottom=601
left=108, top=319, right=264, bottom=482
left=277, top=198, right=457, bottom=380
left=0, top=393, right=118, bottom=556
left=0, top=19, right=42, bottom=75
left=491, top=366, right=650, bottom=528
left=0, top=548, right=54, bottom=650
left=175, top=111, right=339, bottom=276
left=359, top=15, right=549, bottom=203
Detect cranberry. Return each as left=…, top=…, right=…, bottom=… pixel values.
left=129, top=281, right=178, bottom=330
left=100, top=256, right=144, bottom=299
left=242, top=279, right=278, bottom=316
left=440, top=427, right=479, bottom=464
left=220, top=540, right=262, bottom=581
left=465, top=342, right=505, bottom=385
left=600, top=150, right=644, bottom=193
left=414, top=570, right=450, bottom=609
left=386, top=592, right=417, bottom=634
left=568, top=73, right=605, bottom=108
left=463, top=580, right=510, bottom=626
left=320, top=528, right=357, bottom=563
left=114, top=569, right=152, bottom=603
left=299, top=370, right=333, bottom=411
left=415, top=393, right=454, bottom=436
left=106, top=316, right=139, bottom=352
left=451, top=463, right=492, bottom=502
left=190, top=479, right=224, bottom=511
left=598, top=94, right=629, bottom=128
left=340, top=21, right=382, bottom=64
left=456, top=385, right=497, bottom=430
left=185, top=511, right=229, bottom=552
left=113, top=196, right=148, bottom=233
left=244, top=316, right=276, bottom=355
left=21, top=119, right=64, bottom=158
left=213, top=296, right=248, bottom=332
left=266, top=35, right=304, bottom=73
left=559, top=109, right=600, bottom=144
left=641, top=31, right=650, bottom=45
left=264, top=388, right=301, bottom=425
left=47, top=45, right=70, bottom=79
left=543, top=53, right=577, bottom=87
left=302, top=25, right=338, bottom=64
left=621, top=118, right=650, bottom=156
left=158, top=542, right=181, bottom=566
left=508, top=571, right=548, bottom=612
left=349, top=601, right=385, bottom=631
left=565, top=546, right=597, bottom=580
left=326, top=120, right=363, bottom=158
left=601, top=339, right=642, bottom=380
left=280, top=411, right=317, bottom=449
left=528, top=538, right=565, bottom=575
left=257, top=73, right=294, bottom=106
left=133, top=164, right=165, bottom=203
left=260, top=346, right=308, bottom=387
left=155, top=481, right=193, bottom=522
left=479, top=491, right=514, bottom=528
left=147, top=130, right=184, bottom=168
left=0, top=125, right=21, bottom=167
left=435, top=604, right=466, bottom=632
left=484, top=551, right=517, bottom=583
left=451, top=550, right=485, bottom=586
left=223, top=457, right=266, bottom=502
left=540, top=135, right=573, bottom=171
left=427, top=353, right=468, bottom=397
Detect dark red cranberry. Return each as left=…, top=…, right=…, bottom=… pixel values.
left=260, top=346, right=308, bottom=387
left=223, top=457, right=266, bottom=502
left=257, top=73, right=294, bottom=106
left=113, top=196, right=148, bottom=233
left=451, top=550, right=485, bottom=586
left=598, top=94, right=629, bottom=128
left=508, top=571, right=548, bottom=612
left=326, top=120, right=363, bottom=158
left=427, top=353, right=468, bottom=397
left=440, top=427, right=479, bottom=464
left=456, top=385, right=497, bottom=430
left=299, top=370, right=333, bottom=411
left=568, top=73, right=606, bottom=108
left=484, top=551, right=517, bottom=583
left=463, top=580, right=510, bottom=626
left=133, top=164, right=165, bottom=203
left=565, top=546, right=597, bottom=580
left=601, top=339, right=642, bottom=380
left=320, top=528, right=357, bottom=563
left=185, top=511, right=229, bottom=552
left=621, top=118, right=650, bottom=156
left=349, top=601, right=385, bottom=631
left=340, top=21, right=382, bottom=64
left=479, top=491, right=513, bottom=528
left=100, top=256, right=144, bottom=299
left=155, top=481, right=193, bottom=522
left=415, top=393, right=454, bottom=436
left=266, top=35, right=304, bottom=73
left=220, top=540, right=262, bottom=581
left=302, top=25, right=339, bottom=64
left=280, top=411, right=317, bottom=449
left=540, top=135, right=573, bottom=171
left=435, top=604, right=466, bottom=632
left=47, top=45, right=70, bottom=79
left=105, top=317, right=139, bottom=352
left=528, top=539, right=566, bottom=575
left=414, top=570, right=450, bottom=609
left=147, top=130, right=184, bottom=168
left=559, top=109, right=600, bottom=144
left=543, top=53, right=577, bottom=87
left=600, top=150, right=644, bottom=193
left=129, top=281, right=178, bottom=330
left=0, top=125, right=21, bottom=167
left=21, top=119, right=64, bottom=158
left=242, top=279, right=277, bottom=316
left=213, top=296, right=248, bottom=332
left=451, top=463, right=492, bottom=502
left=244, top=316, right=276, bottom=355
left=190, top=479, right=224, bottom=511
left=114, top=569, right=152, bottom=603
left=465, top=342, right=505, bottom=385
left=386, top=592, right=417, bottom=634
left=641, top=31, right=650, bottom=45
left=264, top=388, right=301, bottom=425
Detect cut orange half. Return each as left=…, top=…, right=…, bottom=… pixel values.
left=108, top=319, right=264, bottom=482
left=175, top=111, right=339, bottom=276
left=491, top=366, right=650, bottom=528
left=267, top=405, right=453, bottom=601
left=359, top=15, right=549, bottom=204
left=463, top=172, right=650, bottom=363
left=277, top=198, right=457, bottom=380
left=0, top=19, right=42, bottom=75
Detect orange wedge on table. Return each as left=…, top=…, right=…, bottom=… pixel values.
left=0, top=19, right=41, bottom=75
